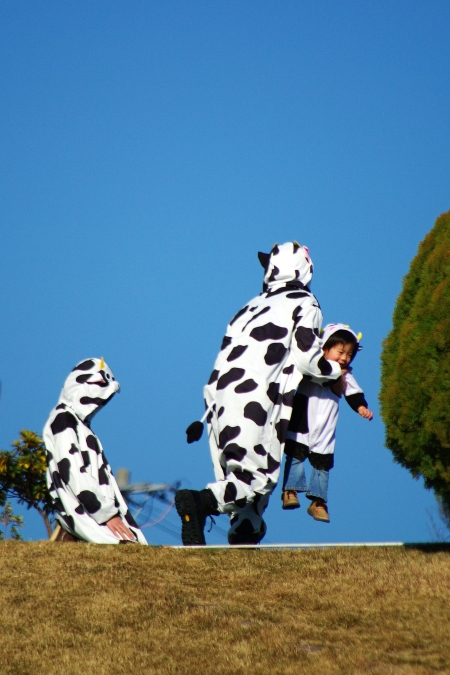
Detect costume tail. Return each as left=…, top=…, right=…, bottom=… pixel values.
left=185, top=402, right=215, bottom=443
left=186, top=421, right=204, bottom=443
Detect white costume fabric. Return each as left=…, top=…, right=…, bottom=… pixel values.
left=43, top=358, right=147, bottom=545
left=203, top=242, right=341, bottom=542
left=286, top=370, right=366, bottom=467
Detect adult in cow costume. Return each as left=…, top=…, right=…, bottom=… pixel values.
left=44, top=358, right=147, bottom=544
left=176, top=242, right=342, bottom=545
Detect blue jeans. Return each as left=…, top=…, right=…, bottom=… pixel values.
left=282, top=456, right=329, bottom=502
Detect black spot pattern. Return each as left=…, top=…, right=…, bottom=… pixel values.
left=86, top=435, right=100, bottom=453
left=57, top=458, right=71, bottom=484
left=295, top=326, right=316, bottom=351
left=234, top=379, right=258, bottom=393
left=218, top=406, right=225, bottom=417
left=283, top=389, right=295, bottom=407
left=218, top=425, right=241, bottom=449
left=286, top=291, right=309, bottom=299
left=68, top=444, right=79, bottom=455
left=244, top=402, right=267, bottom=426
left=72, top=360, right=95, bottom=371
left=229, top=305, right=249, bottom=326
left=234, top=497, right=248, bottom=509
left=254, top=444, right=267, bottom=456
left=80, top=396, right=107, bottom=407
left=267, top=382, right=281, bottom=404
left=283, top=364, right=294, bottom=374
left=288, top=392, right=309, bottom=433
left=243, top=306, right=270, bottom=329
left=259, top=454, right=281, bottom=475
left=224, top=482, right=237, bottom=503
left=76, top=374, right=92, bottom=384
left=208, top=370, right=219, bottom=384
left=221, top=336, right=232, bottom=350
left=77, top=490, right=102, bottom=514
left=125, top=510, right=138, bottom=528
left=264, top=343, right=287, bottom=365
left=52, top=471, right=63, bottom=490
left=275, top=418, right=289, bottom=442
left=217, top=368, right=245, bottom=390
left=318, top=355, right=333, bottom=376
left=51, top=411, right=78, bottom=435
left=75, top=504, right=85, bottom=515
left=227, top=345, right=248, bottom=362
left=232, top=468, right=254, bottom=485
left=268, top=265, right=280, bottom=283
left=81, top=451, right=91, bottom=468
left=98, top=465, right=110, bottom=485
left=292, top=306, right=302, bottom=325
left=250, top=323, right=288, bottom=342
left=53, top=497, right=64, bottom=513
left=223, top=443, right=247, bottom=462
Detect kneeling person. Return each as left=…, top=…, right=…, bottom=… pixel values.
left=43, top=358, right=147, bottom=544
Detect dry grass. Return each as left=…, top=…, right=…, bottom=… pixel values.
left=0, top=543, right=449, bottom=675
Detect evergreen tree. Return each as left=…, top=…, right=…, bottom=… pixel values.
left=380, top=210, right=450, bottom=509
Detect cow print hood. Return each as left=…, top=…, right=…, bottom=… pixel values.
left=57, top=358, right=120, bottom=424
left=258, top=242, right=313, bottom=292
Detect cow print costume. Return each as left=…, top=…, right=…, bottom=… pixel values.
left=43, top=358, right=147, bottom=544
left=202, top=242, right=342, bottom=543
left=285, top=324, right=368, bottom=471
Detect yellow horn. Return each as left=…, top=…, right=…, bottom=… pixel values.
left=357, top=332, right=362, bottom=341
left=99, top=357, right=105, bottom=369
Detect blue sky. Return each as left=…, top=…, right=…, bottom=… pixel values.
left=1, top=1, right=449, bottom=544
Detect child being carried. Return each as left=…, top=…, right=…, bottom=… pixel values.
left=281, top=323, right=373, bottom=522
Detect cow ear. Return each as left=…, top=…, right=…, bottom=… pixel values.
left=258, top=252, right=270, bottom=269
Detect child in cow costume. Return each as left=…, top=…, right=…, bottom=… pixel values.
left=281, top=323, right=373, bottom=522
left=176, top=242, right=342, bottom=545
left=44, top=358, right=147, bottom=544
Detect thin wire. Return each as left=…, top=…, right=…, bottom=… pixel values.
left=141, top=499, right=175, bottom=529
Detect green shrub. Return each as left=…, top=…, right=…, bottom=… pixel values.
left=380, top=210, right=450, bottom=509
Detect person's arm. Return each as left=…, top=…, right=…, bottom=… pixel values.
left=47, top=411, right=134, bottom=537
left=290, top=303, right=341, bottom=385
left=344, top=373, right=373, bottom=420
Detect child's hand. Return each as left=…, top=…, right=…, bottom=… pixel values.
left=358, top=406, right=373, bottom=421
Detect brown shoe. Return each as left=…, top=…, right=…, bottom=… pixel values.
left=307, top=499, right=330, bottom=522
left=282, top=490, right=300, bottom=510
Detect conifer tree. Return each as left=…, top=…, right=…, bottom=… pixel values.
left=380, top=210, right=450, bottom=509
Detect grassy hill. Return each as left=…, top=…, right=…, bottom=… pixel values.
left=0, top=542, right=449, bottom=675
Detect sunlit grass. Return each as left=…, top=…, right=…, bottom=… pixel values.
left=0, top=542, right=449, bottom=674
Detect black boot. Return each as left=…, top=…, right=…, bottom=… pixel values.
left=228, top=518, right=267, bottom=546
left=175, top=488, right=218, bottom=546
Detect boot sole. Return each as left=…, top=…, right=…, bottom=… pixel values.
left=175, top=490, right=206, bottom=546
left=282, top=503, right=300, bottom=510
